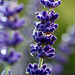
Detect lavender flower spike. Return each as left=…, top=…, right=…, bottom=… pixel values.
left=26, top=0, right=61, bottom=74
left=0, top=0, right=25, bottom=75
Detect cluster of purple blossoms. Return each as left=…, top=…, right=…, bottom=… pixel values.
left=40, top=0, right=61, bottom=8
left=0, top=48, right=21, bottom=65
left=34, top=10, right=58, bottom=34
left=30, top=44, right=55, bottom=59
left=0, top=1, right=25, bottom=30
left=32, top=31, right=57, bottom=45
left=30, top=7, right=61, bottom=59
left=0, top=0, right=25, bottom=74
left=26, top=63, right=52, bottom=75
left=26, top=0, right=61, bottom=75
left=0, top=31, right=23, bottom=47
left=51, top=24, right=75, bottom=75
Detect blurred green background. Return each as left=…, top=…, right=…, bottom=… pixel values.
left=0, top=0, right=75, bottom=75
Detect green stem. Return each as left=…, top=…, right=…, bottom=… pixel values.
left=39, top=58, right=43, bottom=69
left=3, top=64, right=11, bottom=75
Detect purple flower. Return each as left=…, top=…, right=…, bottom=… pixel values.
left=2, top=18, right=25, bottom=30
left=6, top=32, right=24, bottom=46
left=36, top=10, right=59, bottom=22
left=0, top=17, right=25, bottom=30
left=0, top=1, right=25, bottom=30
left=0, top=1, right=24, bottom=17
left=0, top=48, right=21, bottom=65
left=0, top=31, right=23, bottom=46
left=34, top=10, right=59, bottom=34
left=28, top=0, right=61, bottom=74
left=30, top=44, right=55, bottom=59
left=34, top=22, right=58, bottom=34
left=2, top=4, right=24, bottom=17
left=0, top=0, right=25, bottom=74
left=32, top=31, right=57, bottom=45
left=0, top=0, right=4, bottom=5
left=26, top=63, right=52, bottom=75
left=40, top=0, right=61, bottom=9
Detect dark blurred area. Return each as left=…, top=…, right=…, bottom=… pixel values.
left=0, top=0, right=75, bottom=75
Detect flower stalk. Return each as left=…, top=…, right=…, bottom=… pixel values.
left=26, top=0, right=61, bottom=75
left=39, top=58, right=43, bottom=69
